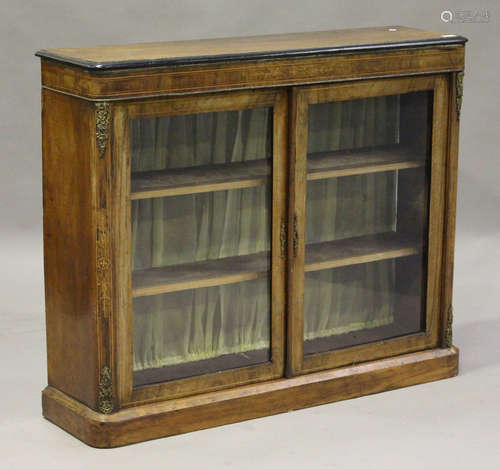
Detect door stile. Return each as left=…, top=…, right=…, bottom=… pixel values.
left=424, top=74, right=449, bottom=346
left=111, top=103, right=134, bottom=406
left=287, top=88, right=308, bottom=376
left=271, top=89, right=288, bottom=375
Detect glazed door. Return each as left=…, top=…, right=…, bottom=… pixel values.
left=114, top=89, right=287, bottom=404
left=287, top=75, right=449, bottom=375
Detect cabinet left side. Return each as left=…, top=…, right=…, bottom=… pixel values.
left=42, top=89, right=101, bottom=410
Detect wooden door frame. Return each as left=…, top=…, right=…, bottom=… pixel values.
left=110, top=88, right=288, bottom=407
left=287, top=74, right=449, bottom=376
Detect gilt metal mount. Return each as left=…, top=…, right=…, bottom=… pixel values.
left=280, top=218, right=287, bottom=258
left=292, top=215, right=299, bottom=257
left=444, top=306, right=453, bottom=348
left=456, top=72, right=464, bottom=120
left=95, top=102, right=110, bottom=158
left=97, top=365, right=114, bottom=414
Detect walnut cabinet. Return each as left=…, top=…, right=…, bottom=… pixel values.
left=37, top=26, right=466, bottom=447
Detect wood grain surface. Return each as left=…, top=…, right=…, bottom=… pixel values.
left=36, top=26, right=466, bottom=69
left=39, top=46, right=465, bottom=99
left=42, top=347, right=459, bottom=447
left=42, top=89, right=99, bottom=409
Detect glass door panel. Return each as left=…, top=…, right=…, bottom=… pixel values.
left=126, top=93, right=286, bottom=392
left=304, top=92, right=430, bottom=353
left=288, top=76, right=447, bottom=374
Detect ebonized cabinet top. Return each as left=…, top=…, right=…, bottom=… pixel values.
left=36, top=26, right=466, bottom=71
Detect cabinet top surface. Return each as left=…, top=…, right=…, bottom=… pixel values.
left=36, top=26, right=466, bottom=71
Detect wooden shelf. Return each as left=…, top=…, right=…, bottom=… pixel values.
left=307, top=145, right=425, bottom=181
left=133, top=251, right=270, bottom=297
left=131, top=159, right=270, bottom=200
left=305, top=232, right=420, bottom=273
left=130, top=145, right=425, bottom=200
left=132, top=232, right=419, bottom=297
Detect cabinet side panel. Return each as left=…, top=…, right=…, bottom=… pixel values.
left=441, top=71, right=463, bottom=346
left=42, top=89, right=98, bottom=408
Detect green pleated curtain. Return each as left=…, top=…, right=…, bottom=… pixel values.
left=131, top=96, right=400, bottom=372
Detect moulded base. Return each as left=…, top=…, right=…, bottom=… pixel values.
left=42, top=346, right=458, bottom=448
